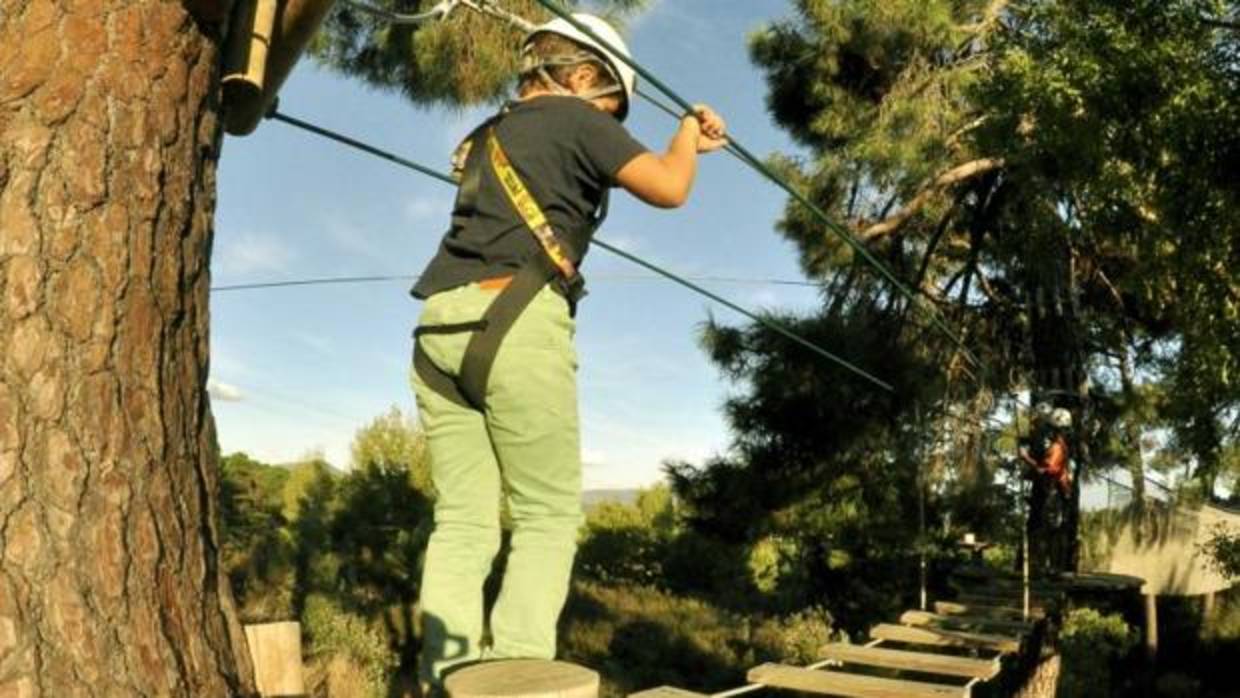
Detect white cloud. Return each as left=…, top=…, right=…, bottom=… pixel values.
left=213, top=232, right=295, bottom=277
left=207, top=379, right=245, bottom=402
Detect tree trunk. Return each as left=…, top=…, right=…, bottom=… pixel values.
left=1118, top=343, right=1146, bottom=504
left=0, top=0, right=255, bottom=694
left=1027, top=245, right=1087, bottom=573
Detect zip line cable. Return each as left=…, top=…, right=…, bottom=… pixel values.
left=265, top=109, right=895, bottom=392
left=269, top=111, right=457, bottom=186
left=322, top=1, right=1025, bottom=405
left=524, top=0, right=982, bottom=372
left=213, top=274, right=416, bottom=292
left=211, top=273, right=823, bottom=293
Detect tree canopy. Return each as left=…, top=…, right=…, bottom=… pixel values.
left=667, top=0, right=1239, bottom=591
left=310, top=0, right=650, bottom=106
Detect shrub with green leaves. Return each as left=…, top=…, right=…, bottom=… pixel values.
left=1058, top=607, right=1137, bottom=698
left=302, top=594, right=397, bottom=698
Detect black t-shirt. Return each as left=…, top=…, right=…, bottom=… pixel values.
left=411, top=95, right=648, bottom=300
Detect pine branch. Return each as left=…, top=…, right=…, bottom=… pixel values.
left=858, top=157, right=1005, bottom=241
left=958, top=0, right=1013, bottom=34
left=1200, top=16, right=1240, bottom=31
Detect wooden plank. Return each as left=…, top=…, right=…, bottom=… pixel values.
left=935, top=600, right=1045, bottom=621
left=747, top=663, right=966, bottom=698
left=956, top=574, right=1065, bottom=592
left=244, top=622, right=305, bottom=698
left=901, top=610, right=1033, bottom=635
left=870, top=623, right=1021, bottom=654
left=818, top=643, right=1000, bottom=680
left=445, top=659, right=598, bottom=698
left=628, top=687, right=709, bottom=698
left=957, top=592, right=1051, bottom=611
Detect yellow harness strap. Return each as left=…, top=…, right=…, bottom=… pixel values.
left=486, top=128, right=578, bottom=279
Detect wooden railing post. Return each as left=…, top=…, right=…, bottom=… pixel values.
left=244, top=622, right=307, bottom=697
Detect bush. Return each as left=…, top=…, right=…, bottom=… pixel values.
left=560, top=581, right=840, bottom=698
left=560, top=581, right=751, bottom=698
left=302, top=594, right=397, bottom=698
left=1058, top=607, right=1137, bottom=698
left=750, top=606, right=839, bottom=665
left=1202, top=524, right=1240, bottom=581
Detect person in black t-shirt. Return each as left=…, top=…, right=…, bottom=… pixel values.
left=409, top=13, right=727, bottom=691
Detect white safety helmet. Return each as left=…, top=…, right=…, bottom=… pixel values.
left=1051, top=408, right=1072, bottom=428
left=1034, top=402, right=1053, bottom=419
left=522, top=14, right=637, bottom=120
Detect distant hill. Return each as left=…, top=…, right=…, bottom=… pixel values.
left=582, top=489, right=639, bottom=509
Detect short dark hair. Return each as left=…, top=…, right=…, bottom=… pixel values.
left=517, top=32, right=619, bottom=96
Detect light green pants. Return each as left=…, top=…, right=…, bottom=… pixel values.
left=411, top=281, right=583, bottom=687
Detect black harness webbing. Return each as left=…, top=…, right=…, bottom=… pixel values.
left=414, top=116, right=603, bottom=411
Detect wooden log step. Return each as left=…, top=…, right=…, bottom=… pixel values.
left=935, top=600, right=1046, bottom=621
left=628, top=687, right=708, bottom=698
left=956, top=591, right=1051, bottom=611
left=818, top=642, right=1001, bottom=680
left=954, top=574, right=1065, bottom=593
left=870, top=623, right=1021, bottom=654
left=901, top=610, right=1033, bottom=635
left=747, top=662, right=967, bottom=698
left=445, top=659, right=598, bottom=698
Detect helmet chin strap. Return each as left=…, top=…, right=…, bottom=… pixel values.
left=523, top=52, right=624, bottom=103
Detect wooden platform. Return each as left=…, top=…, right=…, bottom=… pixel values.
left=900, top=610, right=1034, bottom=635
left=628, top=687, right=707, bottom=698
left=446, top=660, right=599, bottom=698
left=818, top=642, right=1001, bottom=680
left=869, top=622, right=1021, bottom=653
left=956, top=591, right=1050, bottom=612
left=625, top=563, right=1054, bottom=698
left=748, top=663, right=968, bottom=698
left=934, top=600, right=1046, bottom=621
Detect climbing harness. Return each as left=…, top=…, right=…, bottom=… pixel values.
left=413, top=119, right=602, bottom=410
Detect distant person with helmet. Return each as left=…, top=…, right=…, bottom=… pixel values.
left=1019, top=404, right=1073, bottom=573
left=408, top=13, right=728, bottom=690
left=1021, top=407, right=1073, bottom=498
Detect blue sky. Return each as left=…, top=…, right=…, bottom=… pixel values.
left=209, top=0, right=826, bottom=488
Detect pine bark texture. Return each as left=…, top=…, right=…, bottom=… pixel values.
left=0, top=0, right=254, bottom=694
left=1013, top=654, right=1060, bottom=698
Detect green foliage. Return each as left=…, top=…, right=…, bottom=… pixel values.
left=1058, top=607, right=1138, bottom=698
left=219, top=411, right=436, bottom=692
left=310, top=0, right=651, bottom=108
left=749, top=606, right=839, bottom=666
left=560, top=581, right=840, bottom=698
left=302, top=594, right=397, bottom=698
left=220, top=453, right=298, bottom=621
left=711, top=0, right=1240, bottom=606
left=1203, top=523, right=1240, bottom=581
left=351, top=405, right=434, bottom=496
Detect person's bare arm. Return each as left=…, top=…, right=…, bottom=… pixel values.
left=615, top=105, right=727, bottom=208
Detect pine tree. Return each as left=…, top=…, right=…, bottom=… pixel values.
left=678, top=0, right=1239, bottom=579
